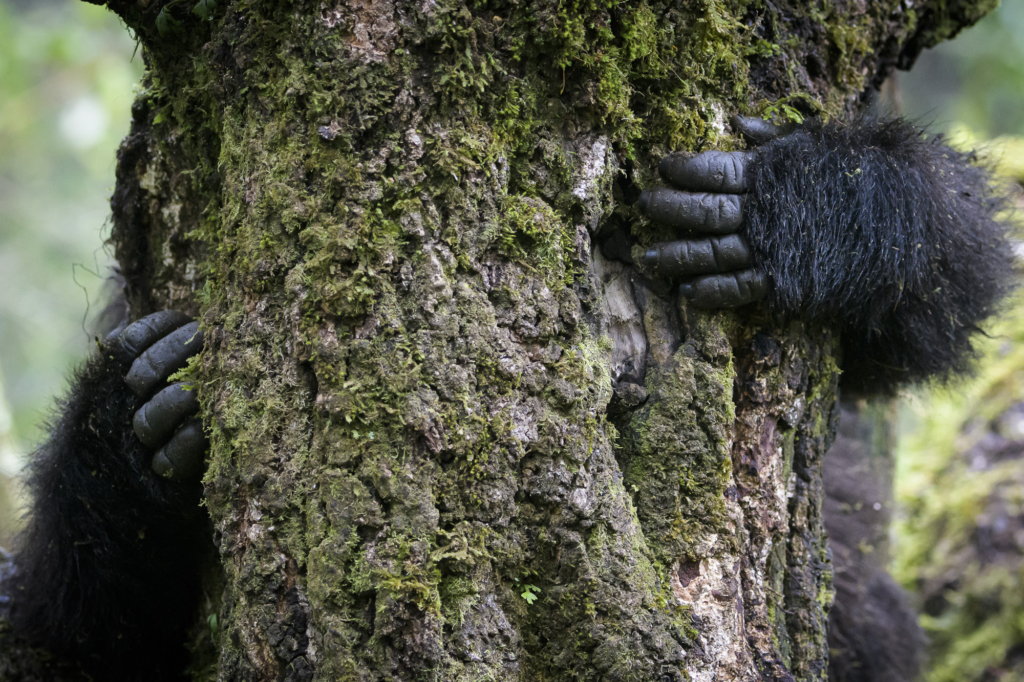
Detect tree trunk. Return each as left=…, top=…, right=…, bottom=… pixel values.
left=21, top=0, right=1000, bottom=679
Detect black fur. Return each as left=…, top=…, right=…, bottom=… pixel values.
left=746, top=118, right=1017, bottom=395
left=823, top=401, right=926, bottom=682
left=828, top=569, right=925, bottom=682
left=5, top=347, right=207, bottom=681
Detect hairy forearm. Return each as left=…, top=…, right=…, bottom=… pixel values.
left=3, top=313, right=209, bottom=681
left=637, top=116, right=1017, bottom=395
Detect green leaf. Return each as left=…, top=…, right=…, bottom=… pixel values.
left=193, top=0, right=217, bottom=21
left=520, top=584, right=540, bottom=605
left=155, top=7, right=182, bottom=36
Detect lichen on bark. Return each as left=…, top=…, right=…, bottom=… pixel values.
left=49, top=0, right=1002, bottom=679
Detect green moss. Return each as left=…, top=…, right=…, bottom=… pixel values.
left=826, top=20, right=872, bottom=90
left=904, top=0, right=1000, bottom=51
left=621, top=328, right=737, bottom=568
left=496, top=195, right=578, bottom=287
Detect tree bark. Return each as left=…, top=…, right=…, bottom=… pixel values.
left=7, top=0, right=1000, bottom=679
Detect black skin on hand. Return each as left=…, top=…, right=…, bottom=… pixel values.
left=107, top=311, right=208, bottom=480
left=636, top=117, right=781, bottom=308
left=4, top=310, right=210, bottom=681
left=637, top=115, right=1017, bottom=395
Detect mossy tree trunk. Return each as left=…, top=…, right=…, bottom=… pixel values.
left=59, top=0, right=995, bottom=680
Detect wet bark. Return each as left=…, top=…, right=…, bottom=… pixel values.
left=1, top=0, right=999, bottom=679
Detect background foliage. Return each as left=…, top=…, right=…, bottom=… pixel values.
left=0, top=0, right=140, bottom=539
left=902, top=0, right=1024, bottom=139
left=895, top=3, right=1024, bottom=680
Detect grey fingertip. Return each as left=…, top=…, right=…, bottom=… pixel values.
left=126, top=322, right=204, bottom=397
left=102, top=321, right=128, bottom=349
left=637, top=191, right=650, bottom=213
left=118, top=311, right=192, bottom=358
left=657, top=152, right=691, bottom=181
left=133, top=382, right=201, bottom=448
left=679, top=282, right=694, bottom=300
left=731, top=115, right=784, bottom=145
left=641, top=248, right=659, bottom=269
left=151, top=419, right=207, bottom=481
left=152, top=450, right=176, bottom=479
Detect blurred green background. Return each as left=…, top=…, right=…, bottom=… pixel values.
left=901, top=1, right=1024, bottom=138
left=0, top=0, right=141, bottom=539
left=1, top=3, right=1024, bottom=678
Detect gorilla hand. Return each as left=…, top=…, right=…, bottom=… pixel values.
left=636, top=117, right=779, bottom=309
left=105, top=311, right=207, bottom=480
left=637, top=113, right=1016, bottom=394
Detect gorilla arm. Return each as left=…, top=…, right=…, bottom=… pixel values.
left=3, top=311, right=208, bottom=681
left=638, top=116, right=1017, bottom=395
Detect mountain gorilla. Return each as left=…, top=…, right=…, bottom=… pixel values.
left=1, top=115, right=1015, bottom=681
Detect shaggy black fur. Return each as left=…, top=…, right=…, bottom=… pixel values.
left=4, top=347, right=207, bottom=681
left=746, top=118, right=1018, bottom=395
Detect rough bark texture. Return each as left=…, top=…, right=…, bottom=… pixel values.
left=7, top=0, right=998, bottom=679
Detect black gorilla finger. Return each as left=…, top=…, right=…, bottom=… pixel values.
left=641, top=234, right=752, bottom=277
left=637, top=188, right=744, bottom=234
left=151, top=419, right=207, bottom=480
left=679, top=269, right=768, bottom=308
left=126, top=322, right=204, bottom=397
left=658, top=150, right=753, bottom=193
left=133, top=383, right=200, bottom=449
left=731, top=115, right=795, bottom=145
left=104, top=311, right=192, bottom=362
